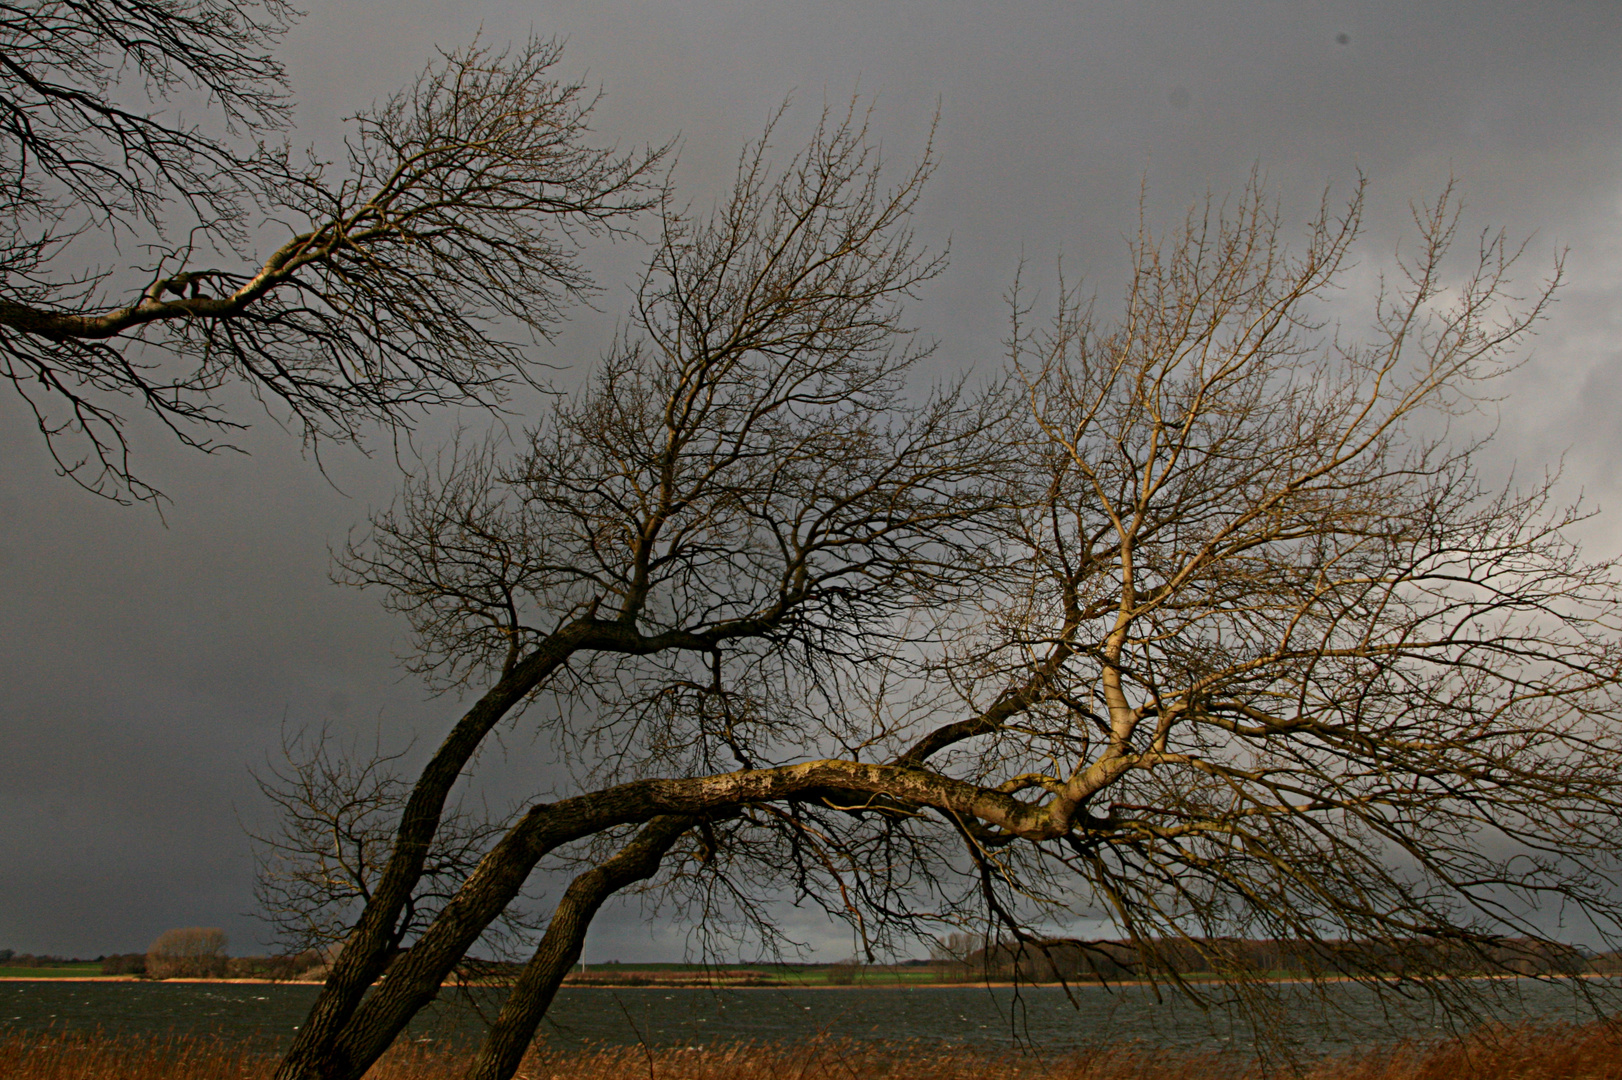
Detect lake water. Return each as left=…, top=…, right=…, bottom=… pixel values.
left=0, top=979, right=1612, bottom=1055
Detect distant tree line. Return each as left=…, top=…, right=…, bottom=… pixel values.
left=0, top=950, right=88, bottom=966
left=941, top=937, right=1595, bottom=983
left=62, top=934, right=1622, bottom=983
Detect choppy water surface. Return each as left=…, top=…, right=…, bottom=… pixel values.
left=0, top=979, right=1611, bottom=1055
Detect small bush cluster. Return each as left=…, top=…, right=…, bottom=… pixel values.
left=95, top=943, right=324, bottom=981
left=225, top=953, right=325, bottom=981
left=100, top=954, right=146, bottom=976
left=825, top=962, right=858, bottom=986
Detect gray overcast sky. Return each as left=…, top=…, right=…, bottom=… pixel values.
left=2, top=0, right=1620, bottom=961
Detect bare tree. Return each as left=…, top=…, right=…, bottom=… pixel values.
left=1, top=11, right=663, bottom=503
left=264, top=119, right=1622, bottom=1080
left=267, top=102, right=1003, bottom=1080
left=146, top=926, right=228, bottom=978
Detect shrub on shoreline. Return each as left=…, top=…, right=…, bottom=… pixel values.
left=145, top=929, right=228, bottom=980
left=99, top=953, right=146, bottom=976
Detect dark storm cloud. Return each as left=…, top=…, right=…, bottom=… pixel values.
left=2, top=0, right=1618, bottom=959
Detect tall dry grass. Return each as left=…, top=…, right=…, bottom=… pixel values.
left=0, top=1021, right=1617, bottom=1080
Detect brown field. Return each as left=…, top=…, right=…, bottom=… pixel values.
left=2, top=1021, right=1621, bottom=1080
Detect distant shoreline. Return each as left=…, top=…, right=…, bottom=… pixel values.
left=0, top=976, right=323, bottom=985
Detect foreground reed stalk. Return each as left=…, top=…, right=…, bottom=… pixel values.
left=2, top=1022, right=1619, bottom=1080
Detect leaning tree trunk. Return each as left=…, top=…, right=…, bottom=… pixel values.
left=278, top=759, right=1034, bottom=1080
left=271, top=630, right=595, bottom=1080
left=274, top=618, right=778, bottom=1080
left=464, top=815, right=696, bottom=1080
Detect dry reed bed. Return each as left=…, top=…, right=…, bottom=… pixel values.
left=1, top=1021, right=1619, bottom=1080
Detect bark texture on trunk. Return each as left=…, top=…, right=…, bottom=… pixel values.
left=463, top=815, right=695, bottom=1080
